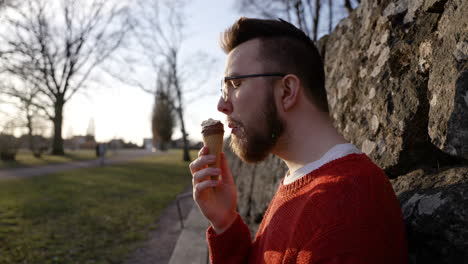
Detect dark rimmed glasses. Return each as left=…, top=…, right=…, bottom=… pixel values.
left=220, top=73, right=286, bottom=102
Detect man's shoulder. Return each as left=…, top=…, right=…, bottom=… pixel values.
left=296, top=154, right=388, bottom=219
left=327, top=153, right=383, bottom=175
left=305, top=153, right=385, bottom=187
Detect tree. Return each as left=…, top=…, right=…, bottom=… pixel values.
left=1, top=82, right=47, bottom=153
left=236, top=0, right=361, bottom=40
left=113, top=0, right=216, bottom=161
left=0, top=0, right=131, bottom=155
left=328, top=0, right=333, bottom=33
left=0, top=118, right=20, bottom=161
left=130, top=0, right=190, bottom=161
left=0, top=0, right=16, bottom=10
left=152, top=72, right=175, bottom=151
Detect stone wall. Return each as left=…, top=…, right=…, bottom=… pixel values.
left=225, top=0, right=468, bottom=262
left=323, top=0, right=467, bottom=178
left=390, top=167, right=467, bottom=263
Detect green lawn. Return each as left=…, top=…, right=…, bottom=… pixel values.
left=0, top=149, right=102, bottom=169
left=0, top=150, right=196, bottom=264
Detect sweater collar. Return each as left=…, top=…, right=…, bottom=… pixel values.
left=284, top=143, right=362, bottom=185
left=277, top=153, right=368, bottom=197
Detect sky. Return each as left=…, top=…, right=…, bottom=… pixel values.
left=62, top=0, right=243, bottom=145
left=1, top=0, right=349, bottom=146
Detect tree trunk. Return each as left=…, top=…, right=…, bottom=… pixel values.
left=176, top=106, right=190, bottom=161
left=26, top=111, right=34, bottom=152
left=294, top=0, right=305, bottom=33
left=328, top=0, right=333, bottom=34
left=312, top=0, right=321, bottom=42
left=25, top=100, right=34, bottom=151
left=51, top=97, right=65, bottom=155
left=171, top=52, right=191, bottom=162
left=173, top=75, right=190, bottom=161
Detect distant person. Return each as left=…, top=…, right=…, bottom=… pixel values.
left=189, top=18, right=408, bottom=263
left=96, top=143, right=106, bottom=166
left=95, top=143, right=100, bottom=158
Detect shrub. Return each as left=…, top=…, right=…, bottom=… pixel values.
left=0, top=134, right=19, bottom=161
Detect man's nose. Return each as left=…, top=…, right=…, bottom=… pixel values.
left=217, top=96, right=232, bottom=115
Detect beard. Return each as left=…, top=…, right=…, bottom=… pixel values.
left=229, top=88, right=285, bottom=163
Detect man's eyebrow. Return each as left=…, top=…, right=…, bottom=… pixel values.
left=225, top=72, right=241, bottom=77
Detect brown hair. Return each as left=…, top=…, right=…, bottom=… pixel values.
left=220, top=17, right=329, bottom=112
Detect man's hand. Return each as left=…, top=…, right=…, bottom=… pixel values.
left=189, top=146, right=238, bottom=234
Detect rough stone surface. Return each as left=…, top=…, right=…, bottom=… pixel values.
left=224, top=0, right=468, bottom=262
left=323, top=0, right=467, bottom=177
left=427, top=0, right=468, bottom=160
left=391, top=167, right=468, bottom=263
left=226, top=145, right=286, bottom=234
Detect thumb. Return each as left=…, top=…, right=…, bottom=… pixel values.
left=220, top=152, right=235, bottom=185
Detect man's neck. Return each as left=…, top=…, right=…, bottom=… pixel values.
left=273, top=114, right=347, bottom=173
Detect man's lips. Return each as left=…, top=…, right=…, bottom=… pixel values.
left=227, top=120, right=241, bottom=134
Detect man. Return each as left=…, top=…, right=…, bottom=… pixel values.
left=189, top=17, right=408, bottom=263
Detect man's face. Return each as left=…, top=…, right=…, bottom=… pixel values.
left=217, top=39, right=285, bottom=163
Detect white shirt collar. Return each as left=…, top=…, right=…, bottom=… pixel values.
left=283, top=143, right=362, bottom=185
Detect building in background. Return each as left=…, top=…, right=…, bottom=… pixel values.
left=64, top=135, right=97, bottom=150
left=143, top=138, right=154, bottom=151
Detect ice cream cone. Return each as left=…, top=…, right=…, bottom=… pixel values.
left=201, top=119, right=224, bottom=180
left=203, top=133, right=223, bottom=168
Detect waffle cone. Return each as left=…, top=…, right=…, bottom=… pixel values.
left=203, top=133, right=223, bottom=180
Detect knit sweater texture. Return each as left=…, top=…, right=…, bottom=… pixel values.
left=206, top=154, right=408, bottom=263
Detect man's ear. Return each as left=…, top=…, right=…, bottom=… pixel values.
left=278, top=74, right=300, bottom=111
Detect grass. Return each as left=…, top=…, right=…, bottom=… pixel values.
left=0, top=149, right=103, bottom=169
left=0, top=149, right=196, bottom=264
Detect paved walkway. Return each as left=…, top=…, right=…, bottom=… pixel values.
left=0, top=149, right=159, bottom=180
left=124, top=188, right=201, bottom=264
left=168, top=205, right=210, bottom=264
left=124, top=188, right=209, bottom=264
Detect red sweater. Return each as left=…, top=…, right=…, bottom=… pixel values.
left=206, top=154, right=408, bottom=263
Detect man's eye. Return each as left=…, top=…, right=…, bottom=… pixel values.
left=231, top=80, right=242, bottom=88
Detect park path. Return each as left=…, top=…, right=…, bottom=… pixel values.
left=123, top=186, right=197, bottom=264
left=0, top=149, right=159, bottom=180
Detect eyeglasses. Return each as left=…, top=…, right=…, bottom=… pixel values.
left=220, top=73, right=286, bottom=102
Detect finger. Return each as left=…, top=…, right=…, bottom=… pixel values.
left=189, top=154, right=216, bottom=174
left=194, top=180, right=219, bottom=199
left=220, top=152, right=235, bottom=185
left=198, top=146, right=209, bottom=157
left=193, top=168, right=221, bottom=183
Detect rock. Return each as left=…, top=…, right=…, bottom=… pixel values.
left=361, top=139, right=377, bottom=155
left=424, top=0, right=449, bottom=13
left=324, top=0, right=467, bottom=177
left=427, top=0, right=468, bottom=160
left=391, top=167, right=468, bottom=263
left=225, top=143, right=287, bottom=234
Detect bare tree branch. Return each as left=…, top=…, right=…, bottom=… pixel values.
left=235, top=0, right=355, bottom=39
left=328, top=0, right=333, bottom=33
left=120, top=0, right=217, bottom=161
left=312, top=0, right=321, bottom=41
left=0, top=0, right=131, bottom=154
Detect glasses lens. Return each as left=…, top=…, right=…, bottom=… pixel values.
left=221, top=78, right=230, bottom=102
left=220, top=79, right=227, bottom=101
